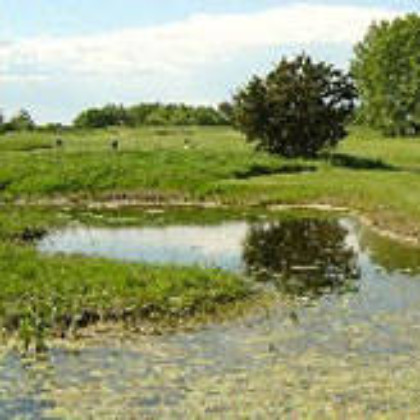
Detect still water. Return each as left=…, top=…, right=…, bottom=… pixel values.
left=38, top=221, right=251, bottom=271
left=3, top=215, right=420, bottom=417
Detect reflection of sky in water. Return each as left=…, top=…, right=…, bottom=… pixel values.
left=38, top=222, right=250, bottom=270
left=339, top=218, right=361, bottom=254
left=37, top=217, right=420, bottom=314
left=8, top=217, right=420, bottom=417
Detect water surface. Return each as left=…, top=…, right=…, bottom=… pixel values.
left=38, top=221, right=250, bottom=271
left=4, top=215, right=420, bottom=416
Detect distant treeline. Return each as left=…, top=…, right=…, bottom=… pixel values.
left=73, top=103, right=233, bottom=128
left=0, top=102, right=234, bottom=133
left=0, top=109, right=36, bottom=133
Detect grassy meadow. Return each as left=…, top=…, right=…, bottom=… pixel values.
left=1, top=125, right=420, bottom=346
left=1, top=125, right=420, bottom=235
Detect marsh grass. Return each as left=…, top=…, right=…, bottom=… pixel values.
left=0, top=205, right=342, bottom=350
left=0, top=241, right=253, bottom=351
left=0, top=206, right=258, bottom=350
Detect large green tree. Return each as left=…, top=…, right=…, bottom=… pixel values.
left=233, top=54, right=356, bottom=158
left=352, top=14, right=420, bottom=136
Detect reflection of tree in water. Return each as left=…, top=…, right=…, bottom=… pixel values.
left=243, top=218, right=360, bottom=298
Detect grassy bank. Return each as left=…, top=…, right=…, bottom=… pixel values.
left=0, top=206, right=321, bottom=349
left=0, top=240, right=252, bottom=350
left=1, top=126, right=420, bottom=237
left=0, top=208, right=255, bottom=349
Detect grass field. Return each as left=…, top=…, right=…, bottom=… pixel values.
left=1, top=125, right=420, bottom=346
left=1, top=125, right=420, bottom=236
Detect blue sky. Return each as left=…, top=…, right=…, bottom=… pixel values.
left=0, top=1, right=416, bottom=123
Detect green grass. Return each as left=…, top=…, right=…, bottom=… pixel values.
left=0, top=205, right=320, bottom=350
left=211, top=128, right=420, bottom=237
left=0, top=240, right=253, bottom=350
left=2, top=125, right=420, bottom=347
left=2, top=125, right=420, bottom=238
left=0, top=207, right=254, bottom=348
left=0, top=206, right=256, bottom=350
left=0, top=127, right=280, bottom=199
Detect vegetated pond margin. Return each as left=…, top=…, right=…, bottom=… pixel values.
left=32, top=205, right=420, bottom=333
left=3, top=196, right=419, bottom=248
left=1, top=200, right=418, bottom=344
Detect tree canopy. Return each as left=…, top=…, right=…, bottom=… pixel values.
left=233, top=54, right=356, bottom=158
left=2, top=109, right=36, bottom=132
left=352, top=14, right=420, bottom=136
left=73, top=103, right=230, bottom=128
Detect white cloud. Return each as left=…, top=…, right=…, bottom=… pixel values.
left=0, top=3, right=398, bottom=81
left=0, top=74, right=49, bottom=83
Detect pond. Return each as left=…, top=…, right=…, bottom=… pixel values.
left=38, top=221, right=251, bottom=271
left=37, top=215, right=418, bottom=298
left=3, top=213, right=420, bottom=416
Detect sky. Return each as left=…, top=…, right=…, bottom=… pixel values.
left=0, top=1, right=417, bottom=123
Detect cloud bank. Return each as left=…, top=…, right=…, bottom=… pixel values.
left=0, top=3, right=398, bottom=82
left=1, top=3, right=402, bottom=122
